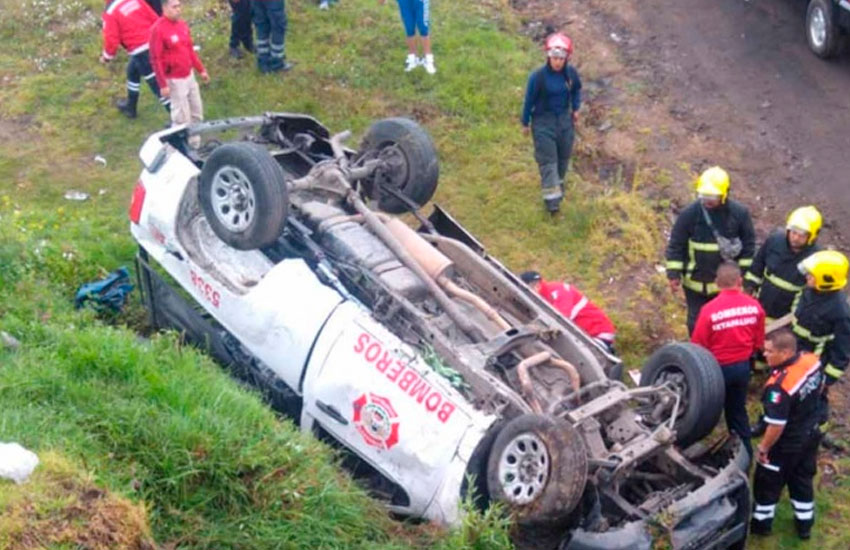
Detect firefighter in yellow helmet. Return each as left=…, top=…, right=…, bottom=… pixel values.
left=792, top=250, right=850, bottom=387
left=665, top=166, right=756, bottom=334
left=744, top=206, right=823, bottom=320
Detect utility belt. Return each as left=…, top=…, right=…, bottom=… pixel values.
left=682, top=276, right=718, bottom=296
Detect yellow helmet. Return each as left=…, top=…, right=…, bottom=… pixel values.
left=799, top=250, right=849, bottom=291
left=786, top=205, right=822, bottom=245
left=695, top=166, right=730, bottom=203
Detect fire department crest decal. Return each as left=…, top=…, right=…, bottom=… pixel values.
left=353, top=393, right=400, bottom=450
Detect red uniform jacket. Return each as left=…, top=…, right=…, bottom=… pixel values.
left=149, top=16, right=206, bottom=89
left=691, top=288, right=765, bottom=365
left=102, top=0, right=159, bottom=60
left=537, top=280, right=616, bottom=342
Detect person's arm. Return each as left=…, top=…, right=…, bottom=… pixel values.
left=148, top=22, right=168, bottom=92
left=666, top=205, right=693, bottom=291
left=754, top=303, right=766, bottom=353
left=824, top=310, right=850, bottom=385
left=520, top=70, right=538, bottom=129
left=186, top=25, right=207, bottom=78
left=690, top=308, right=711, bottom=348
left=101, top=11, right=120, bottom=62
left=759, top=384, right=790, bottom=463
left=744, top=235, right=769, bottom=294
left=569, top=65, right=582, bottom=113
left=757, top=424, right=785, bottom=464
left=737, top=206, right=757, bottom=269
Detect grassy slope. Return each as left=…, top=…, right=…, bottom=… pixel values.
left=1, top=0, right=847, bottom=548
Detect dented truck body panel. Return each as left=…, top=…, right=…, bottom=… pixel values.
left=131, top=114, right=750, bottom=547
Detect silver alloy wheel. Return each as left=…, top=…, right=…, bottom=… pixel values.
left=810, top=6, right=827, bottom=50
left=497, top=432, right=550, bottom=505
left=210, top=166, right=256, bottom=233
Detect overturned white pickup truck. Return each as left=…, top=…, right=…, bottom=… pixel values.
left=130, top=113, right=750, bottom=549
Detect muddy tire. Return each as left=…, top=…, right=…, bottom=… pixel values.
left=807, top=0, right=842, bottom=59
left=359, top=118, right=439, bottom=214
left=199, top=142, right=289, bottom=250
left=486, top=414, right=587, bottom=526
left=641, top=342, right=725, bottom=447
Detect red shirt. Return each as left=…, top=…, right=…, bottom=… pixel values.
left=537, top=280, right=616, bottom=341
left=101, top=0, right=159, bottom=59
left=691, top=288, right=765, bottom=366
left=148, top=16, right=206, bottom=89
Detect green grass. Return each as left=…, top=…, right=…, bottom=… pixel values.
left=2, top=0, right=849, bottom=548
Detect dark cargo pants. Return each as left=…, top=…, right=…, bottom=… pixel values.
left=253, top=0, right=287, bottom=72
left=752, top=433, right=820, bottom=535
left=531, top=111, right=574, bottom=212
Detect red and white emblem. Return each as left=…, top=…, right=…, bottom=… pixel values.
left=353, top=393, right=400, bottom=450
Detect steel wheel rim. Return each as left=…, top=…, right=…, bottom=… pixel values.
left=498, top=432, right=549, bottom=505
left=211, top=166, right=256, bottom=233
left=810, top=7, right=827, bottom=49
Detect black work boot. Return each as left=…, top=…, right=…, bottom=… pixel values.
left=229, top=46, right=244, bottom=59
left=116, top=98, right=137, bottom=119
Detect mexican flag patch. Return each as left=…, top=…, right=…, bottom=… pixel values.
left=768, top=390, right=782, bottom=404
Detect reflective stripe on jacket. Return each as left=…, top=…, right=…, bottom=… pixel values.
left=665, top=199, right=756, bottom=295
left=792, top=287, right=850, bottom=384
left=744, top=229, right=819, bottom=319
left=537, top=279, right=616, bottom=341
left=102, top=0, right=159, bottom=59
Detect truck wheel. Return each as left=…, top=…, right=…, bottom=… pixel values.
left=486, top=414, right=587, bottom=526
left=359, top=118, right=439, bottom=214
left=640, top=342, right=725, bottom=447
left=199, top=143, right=289, bottom=250
left=807, top=0, right=842, bottom=59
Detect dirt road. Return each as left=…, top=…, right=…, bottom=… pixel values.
left=629, top=0, right=850, bottom=243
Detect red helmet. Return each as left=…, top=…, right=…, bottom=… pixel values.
left=544, top=33, right=573, bottom=60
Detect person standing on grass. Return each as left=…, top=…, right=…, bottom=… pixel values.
left=149, top=0, right=209, bottom=149
left=691, top=261, right=765, bottom=458
left=520, top=33, right=582, bottom=215
left=100, top=0, right=170, bottom=119
left=379, top=0, right=435, bottom=74
left=252, top=0, right=293, bottom=73
left=228, top=0, right=254, bottom=59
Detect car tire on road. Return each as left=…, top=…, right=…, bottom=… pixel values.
left=807, top=0, right=842, bottom=59
left=640, top=342, right=725, bottom=447
left=486, top=414, right=587, bottom=526
left=199, top=142, right=289, bottom=250
left=359, top=117, right=439, bottom=214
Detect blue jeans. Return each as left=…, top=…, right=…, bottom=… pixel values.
left=721, top=359, right=752, bottom=457
left=252, top=0, right=287, bottom=71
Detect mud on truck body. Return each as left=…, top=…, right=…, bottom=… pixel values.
left=129, top=113, right=750, bottom=549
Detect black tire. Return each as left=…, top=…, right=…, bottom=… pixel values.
left=199, top=143, right=289, bottom=250
left=359, top=117, right=439, bottom=214
left=807, top=0, right=842, bottom=59
left=486, top=414, right=587, bottom=526
left=640, top=342, right=725, bottom=447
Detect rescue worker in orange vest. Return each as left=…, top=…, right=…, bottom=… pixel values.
left=751, top=329, right=824, bottom=540
left=745, top=206, right=822, bottom=321
left=665, top=167, right=756, bottom=334
left=520, top=271, right=616, bottom=353
left=691, top=261, right=765, bottom=457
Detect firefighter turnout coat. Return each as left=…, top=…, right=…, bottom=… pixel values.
left=744, top=229, right=819, bottom=320
left=666, top=199, right=756, bottom=295
left=792, top=288, right=850, bottom=385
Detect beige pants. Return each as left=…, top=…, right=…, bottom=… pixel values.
left=168, top=72, right=203, bottom=148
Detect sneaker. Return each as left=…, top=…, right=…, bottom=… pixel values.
left=116, top=98, right=137, bottom=119
left=229, top=46, right=244, bottom=59
left=422, top=54, right=436, bottom=75
left=319, top=0, right=329, bottom=9
left=404, top=53, right=418, bottom=72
